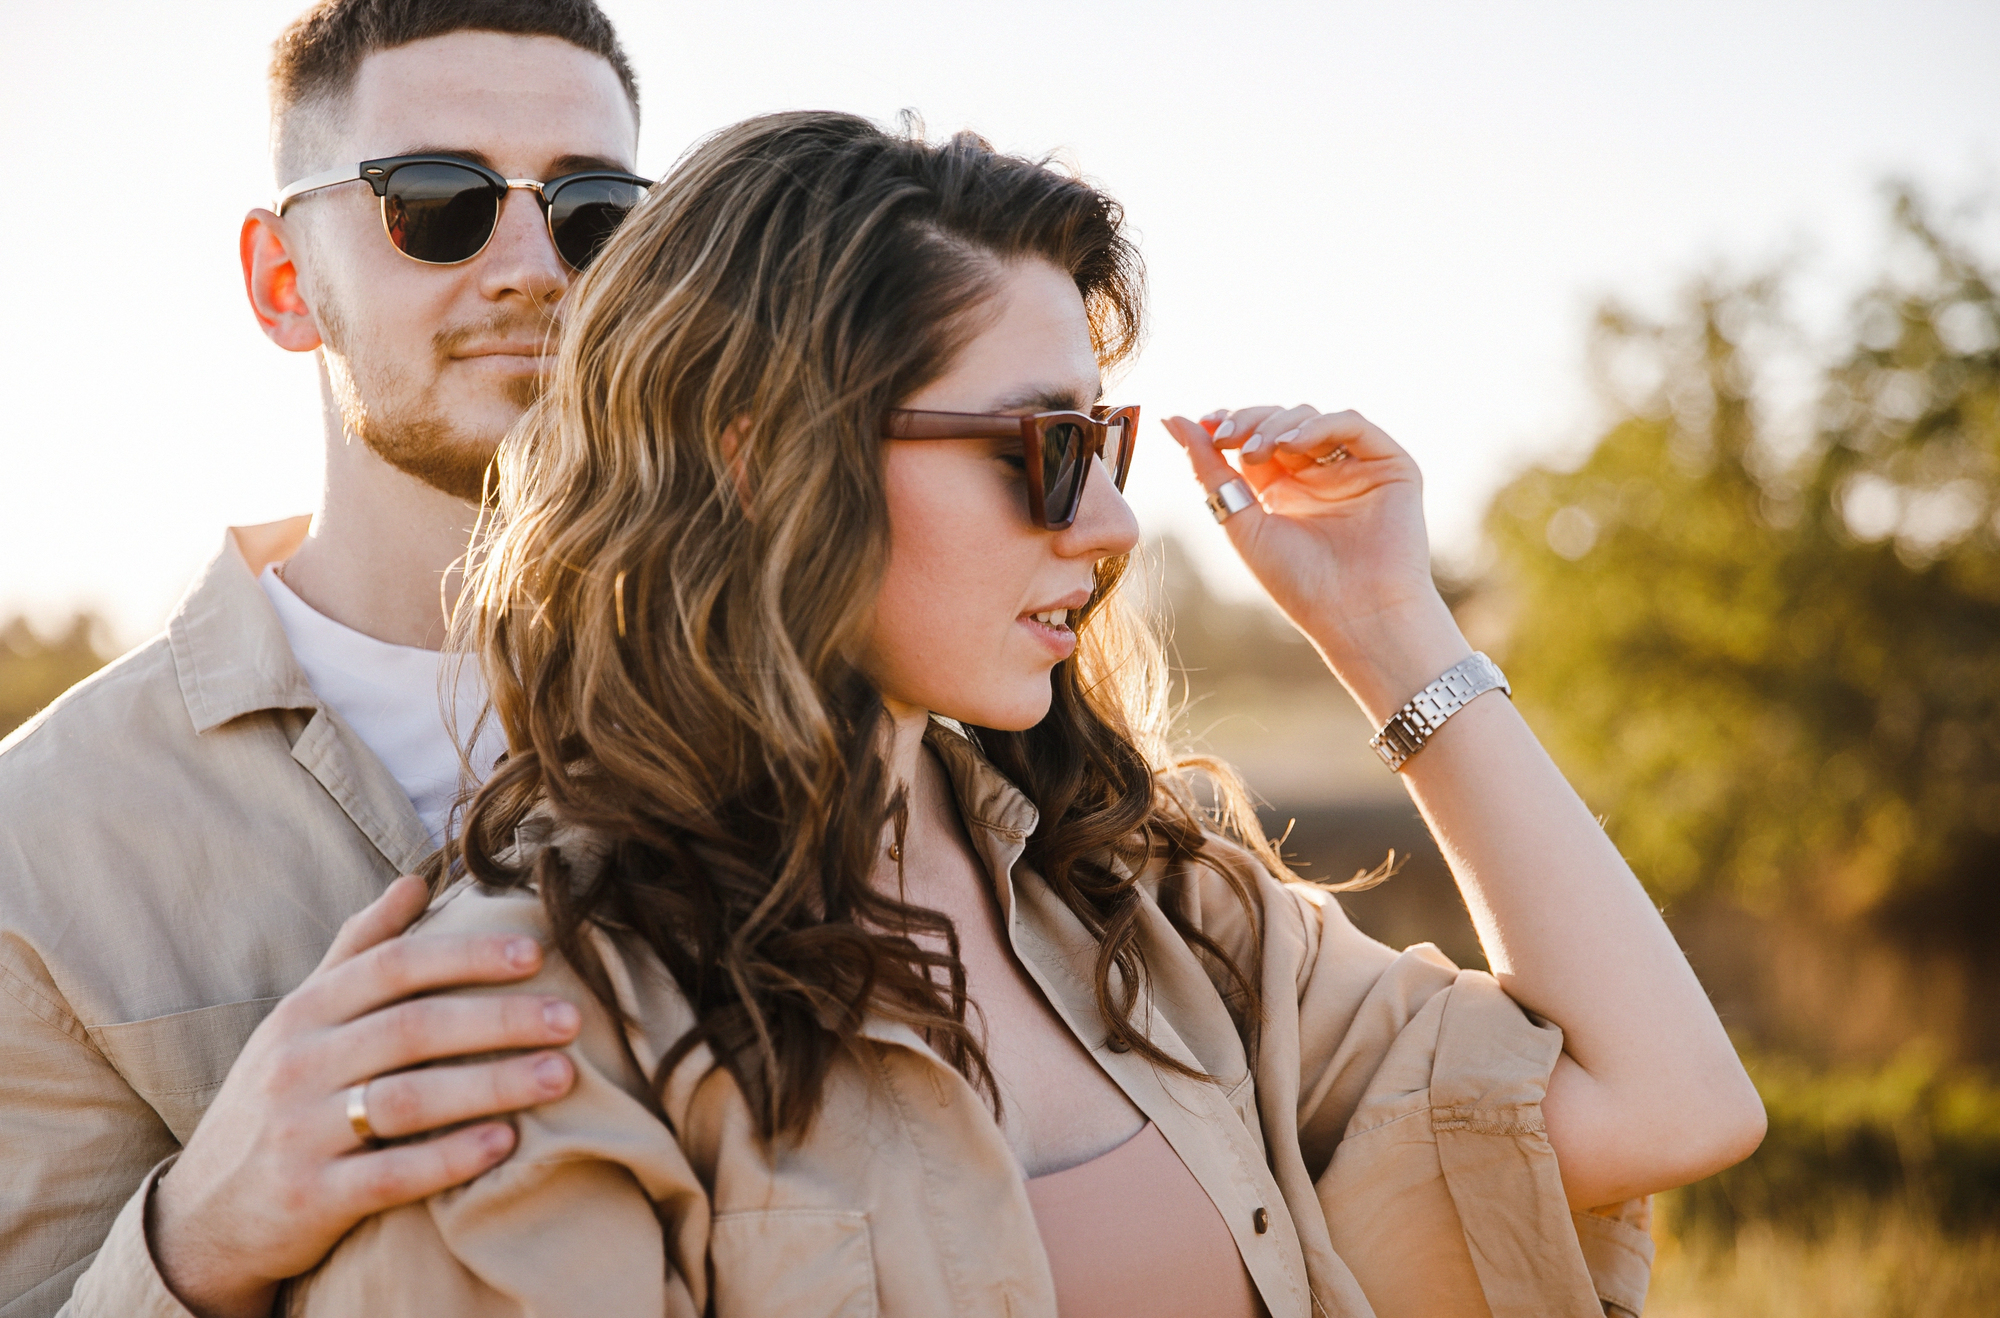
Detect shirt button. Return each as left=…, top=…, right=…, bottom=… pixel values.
left=1252, top=1207, right=1269, bottom=1234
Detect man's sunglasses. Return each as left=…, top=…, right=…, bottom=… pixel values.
left=883, top=406, right=1139, bottom=530
left=275, top=155, right=653, bottom=270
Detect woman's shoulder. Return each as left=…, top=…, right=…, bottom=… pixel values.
left=1140, top=822, right=1342, bottom=942
left=410, top=877, right=699, bottom=1097
left=414, top=876, right=552, bottom=940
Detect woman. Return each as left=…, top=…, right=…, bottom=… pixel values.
left=287, top=112, right=1763, bottom=1318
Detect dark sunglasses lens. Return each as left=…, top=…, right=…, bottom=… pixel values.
left=1041, top=421, right=1089, bottom=525
left=382, top=163, right=501, bottom=263
left=548, top=177, right=648, bottom=270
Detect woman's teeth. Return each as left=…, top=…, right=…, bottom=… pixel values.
left=1030, top=609, right=1070, bottom=628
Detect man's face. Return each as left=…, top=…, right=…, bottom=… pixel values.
left=288, top=32, right=638, bottom=499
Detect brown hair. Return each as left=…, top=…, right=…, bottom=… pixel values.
left=449, top=111, right=1284, bottom=1140
left=270, top=0, right=638, bottom=177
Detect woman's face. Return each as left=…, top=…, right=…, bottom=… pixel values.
left=863, top=258, right=1140, bottom=731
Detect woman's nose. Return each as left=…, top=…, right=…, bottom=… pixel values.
left=1059, top=454, right=1140, bottom=557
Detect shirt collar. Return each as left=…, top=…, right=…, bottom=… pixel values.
left=167, top=517, right=318, bottom=733
left=922, top=719, right=1040, bottom=889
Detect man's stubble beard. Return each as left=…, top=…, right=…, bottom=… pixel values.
left=317, top=293, right=545, bottom=503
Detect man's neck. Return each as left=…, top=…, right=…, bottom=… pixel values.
left=279, top=418, right=484, bottom=651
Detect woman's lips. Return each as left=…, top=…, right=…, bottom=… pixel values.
left=1019, top=612, right=1078, bottom=659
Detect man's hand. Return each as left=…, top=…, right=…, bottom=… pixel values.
left=149, top=876, right=581, bottom=1318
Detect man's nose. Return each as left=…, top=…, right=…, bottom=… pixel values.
left=476, top=187, right=569, bottom=305
left=1059, top=453, right=1141, bottom=557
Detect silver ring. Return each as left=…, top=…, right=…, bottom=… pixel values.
left=345, top=1082, right=380, bottom=1148
left=1204, top=478, right=1257, bottom=524
left=1314, top=445, right=1352, bottom=466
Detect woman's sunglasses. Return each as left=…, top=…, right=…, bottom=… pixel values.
left=274, top=155, right=653, bottom=270
left=883, top=406, right=1139, bottom=530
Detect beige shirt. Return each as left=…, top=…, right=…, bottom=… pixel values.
left=282, top=726, right=1655, bottom=1318
left=0, top=521, right=432, bottom=1318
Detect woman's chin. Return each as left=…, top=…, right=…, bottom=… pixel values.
left=932, top=687, right=1054, bottom=734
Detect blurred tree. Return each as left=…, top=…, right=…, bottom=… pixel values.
left=1483, top=188, right=2000, bottom=926
left=0, top=613, right=114, bottom=740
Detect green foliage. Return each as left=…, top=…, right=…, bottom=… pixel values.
left=1484, top=191, right=2000, bottom=913
left=1671, top=1049, right=2000, bottom=1238
left=0, top=613, right=114, bottom=740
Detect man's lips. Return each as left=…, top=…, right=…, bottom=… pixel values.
left=451, top=342, right=553, bottom=359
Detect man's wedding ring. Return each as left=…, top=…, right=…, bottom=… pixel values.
left=346, top=1082, right=381, bottom=1147
left=1314, top=445, right=1353, bottom=466
left=1205, top=479, right=1256, bottom=524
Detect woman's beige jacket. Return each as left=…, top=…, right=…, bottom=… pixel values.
left=283, top=726, right=1652, bottom=1318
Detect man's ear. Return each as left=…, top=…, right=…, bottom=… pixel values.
left=240, top=208, right=323, bottom=353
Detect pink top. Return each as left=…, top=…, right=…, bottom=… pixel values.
left=1024, top=1122, right=1264, bottom=1318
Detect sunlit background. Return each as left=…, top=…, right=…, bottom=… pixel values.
left=1, top=0, right=1994, bottom=638
left=5, top=2, right=2000, bottom=1312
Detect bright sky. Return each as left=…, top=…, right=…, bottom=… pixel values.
left=2, top=0, right=1995, bottom=643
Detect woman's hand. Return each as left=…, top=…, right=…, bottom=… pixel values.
left=1161, top=409, right=1468, bottom=722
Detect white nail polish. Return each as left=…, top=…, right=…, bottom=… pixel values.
left=1245, top=432, right=1269, bottom=458
left=1214, top=419, right=1236, bottom=440
left=1274, top=428, right=1301, bottom=447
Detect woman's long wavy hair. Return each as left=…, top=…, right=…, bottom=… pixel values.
left=449, top=111, right=1290, bottom=1140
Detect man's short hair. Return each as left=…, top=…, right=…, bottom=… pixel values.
left=270, top=0, right=640, bottom=181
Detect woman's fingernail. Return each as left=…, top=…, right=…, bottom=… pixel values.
left=544, top=1000, right=580, bottom=1032
left=534, top=1054, right=569, bottom=1088
left=1214, top=419, right=1236, bottom=440
left=1274, top=428, right=1302, bottom=447
left=1201, top=409, right=1225, bottom=422
left=1244, top=432, right=1271, bottom=459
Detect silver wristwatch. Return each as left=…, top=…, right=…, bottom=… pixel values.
left=1368, top=652, right=1511, bottom=772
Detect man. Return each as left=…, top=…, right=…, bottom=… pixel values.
left=0, top=4, right=651, bottom=1314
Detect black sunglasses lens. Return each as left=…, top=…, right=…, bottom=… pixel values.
left=1041, top=421, right=1090, bottom=525
left=382, top=163, right=501, bottom=263
left=548, top=177, right=648, bottom=270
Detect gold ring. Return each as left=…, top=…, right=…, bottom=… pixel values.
left=1314, top=445, right=1352, bottom=466
left=1204, top=478, right=1256, bottom=524
left=345, top=1082, right=380, bottom=1148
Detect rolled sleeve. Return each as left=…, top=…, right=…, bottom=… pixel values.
left=1265, top=882, right=1651, bottom=1317
left=54, top=1160, right=197, bottom=1318
left=1315, top=966, right=1651, bottom=1317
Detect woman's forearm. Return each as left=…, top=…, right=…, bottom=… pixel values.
left=1310, top=594, right=1766, bottom=1206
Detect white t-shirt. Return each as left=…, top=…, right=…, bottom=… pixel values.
left=259, top=565, right=504, bottom=847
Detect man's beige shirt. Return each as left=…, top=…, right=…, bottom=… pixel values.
left=278, top=727, right=1654, bottom=1318
left=0, top=521, right=434, bottom=1318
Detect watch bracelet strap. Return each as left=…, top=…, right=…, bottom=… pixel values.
left=1368, top=652, right=1511, bottom=772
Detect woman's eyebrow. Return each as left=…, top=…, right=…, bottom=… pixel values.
left=990, top=382, right=1105, bottom=413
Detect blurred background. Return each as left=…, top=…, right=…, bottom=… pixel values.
left=3, top=1, right=1998, bottom=1311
